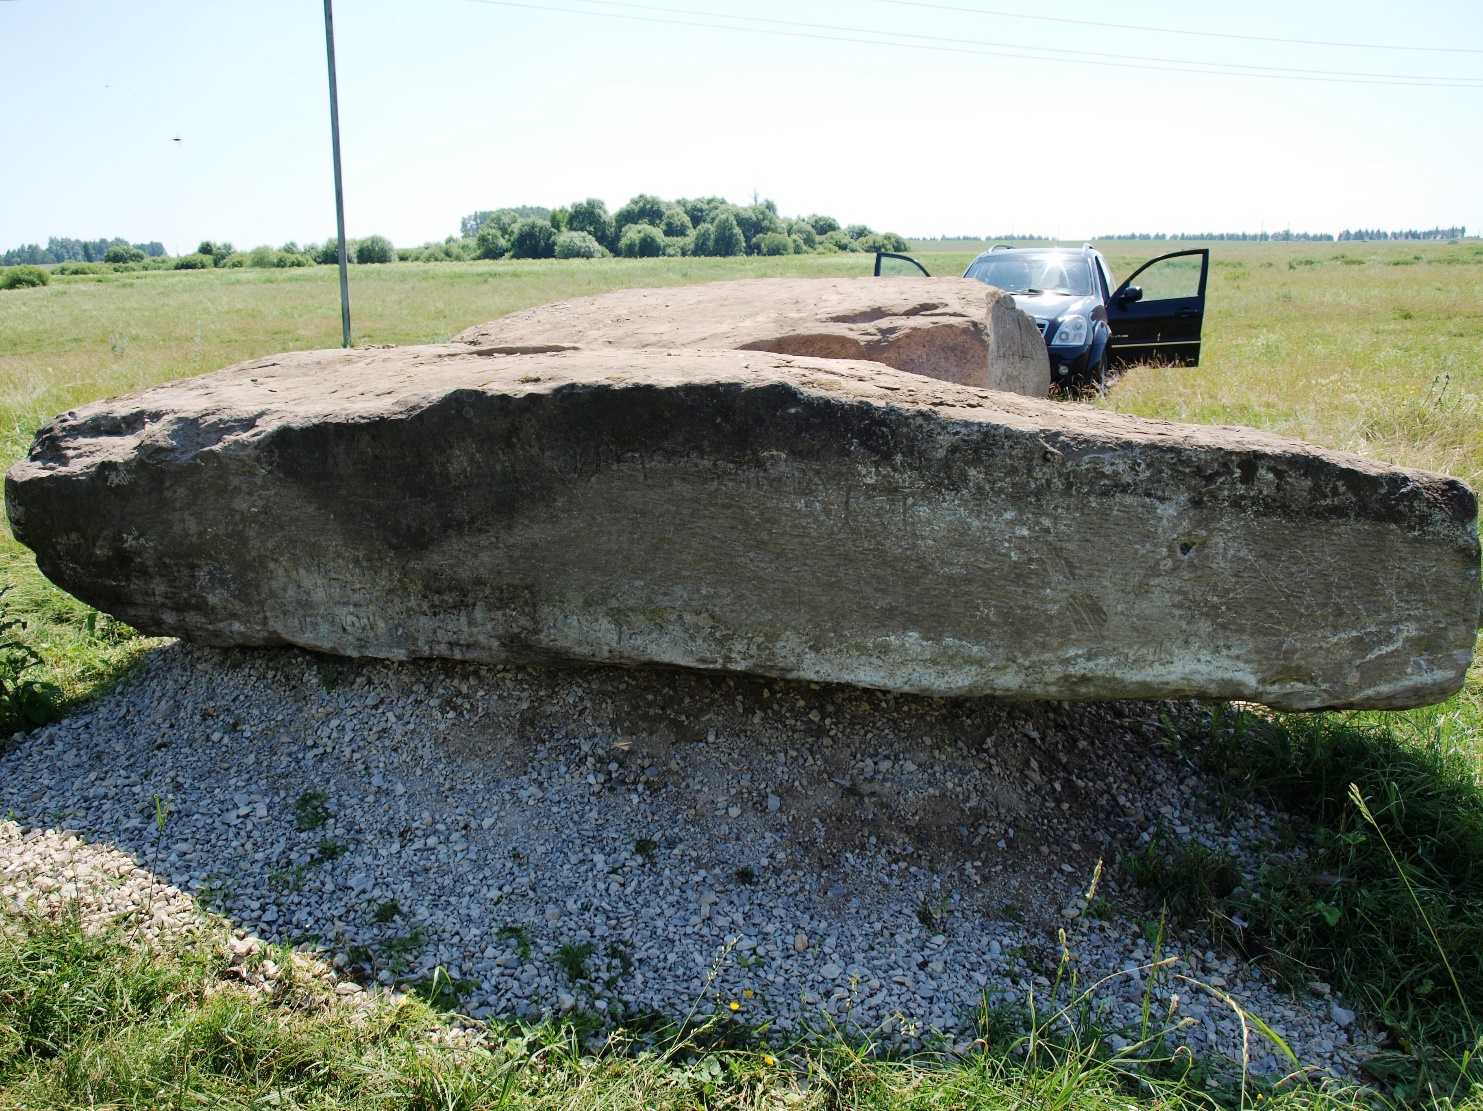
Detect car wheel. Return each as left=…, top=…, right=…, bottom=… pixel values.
left=1089, top=348, right=1110, bottom=395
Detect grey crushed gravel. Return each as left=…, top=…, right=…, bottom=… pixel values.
left=0, top=643, right=1372, bottom=1078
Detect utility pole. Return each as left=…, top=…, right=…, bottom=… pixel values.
left=323, top=0, right=351, bottom=347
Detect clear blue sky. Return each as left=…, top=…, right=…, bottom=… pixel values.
left=3, top=0, right=1479, bottom=251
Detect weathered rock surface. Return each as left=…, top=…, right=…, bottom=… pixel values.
left=7, top=345, right=1479, bottom=710
left=453, top=277, right=1051, bottom=396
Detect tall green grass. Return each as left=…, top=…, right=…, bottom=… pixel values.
left=0, top=902, right=1381, bottom=1111
left=1175, top=678, right=1483, bottom=1102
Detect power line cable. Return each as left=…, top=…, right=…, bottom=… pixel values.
left=463, top=0, right=1483, bottom=87
left=866, top=0, right=1483, bottom=55
left=557, top=0, right=1483, bottom=83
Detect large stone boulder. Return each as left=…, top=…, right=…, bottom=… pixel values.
left=453, top=277, right=1050, bottom=396
left=7, top=345, right=1479, bottom=710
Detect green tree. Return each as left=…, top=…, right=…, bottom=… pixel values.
left=857, top=232, right=910, bottom=253
left=755, top=231, right=795, bottom=256
left=103, top=244, right=145, bottom=264
left=786, top=219, right=818, bottom=249
left=677, top=196, right=726, bottom=228
left=708, top=212, right=745, bottom=257
left=732, top=204, right=784, bottom=252
left=354, top=235, right=395, bottom=264
left=554, top=230, right=603, bottom=259
left=660, top=205, right=693, bottom=237
left=819, top=229, right=859, bottom=252
left=614, top=194, right=666, bottom=240
left=568, top=198, right=616, bottom=252
left=619, top=222, right=665, bottom=258
left=198, top=241, right=234, bottom=265
left=508, top=217, right=557, bottom=259
left=475, top=219, right=509, bottom=260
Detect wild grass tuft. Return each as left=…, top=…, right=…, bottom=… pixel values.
left=0, top=900, right=1387, bottom=1110
left=1153, top=674, right=1483, bottom=1100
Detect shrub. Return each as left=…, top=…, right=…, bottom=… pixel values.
left=786, top=219, right=818, bottom=249
left=820, top=230, right=859, bottom=252
left=474, top=220, right=508, bottom=260
left=755, top=231, right=795, bottom=256
left=411, top=241, right=471, bottom=263
left=172, top=253, right=214, bottom=270
left=808, top=214, right=840, bottom=235
left=103, top=244, right=145, bottom=264
left=708, top=212, right=746, bottom=257
left=619, top=222, right=665, bottom=258
left=248, top=245, right=279, bottom=268
left=660, top=204, right=693, bottom=237
left=0, top=265, right=48, bottom=289
left=567, top=198, right=616, bottom=252
left=844, top=223, right=873, bottom=240
left=354, top=235, right=395, bottom=264
left=554, top=230, right=602, bottom=259
left=857, top=231, right=910, bottom=253
left=614, top=194, right=666, bottom=240
left=508, top=217, right=557, bottom=259
left=549, top=207, right=570, bottom=232
left=221, top=253, right=247, bottom=268
left=790, top=234, right=814, bottom=254
left=54, top=261, right=103, bottom=275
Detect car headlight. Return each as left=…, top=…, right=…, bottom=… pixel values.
left=1050, top=315, right=1089, bottom=346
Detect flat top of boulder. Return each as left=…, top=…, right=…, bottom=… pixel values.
left=452, top=276, right=1006, bottom=351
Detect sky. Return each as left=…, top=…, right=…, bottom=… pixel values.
left=2, top=0, right=1481, bottom=251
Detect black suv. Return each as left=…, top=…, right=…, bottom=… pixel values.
left=875, top=245, right=1210, bottom=388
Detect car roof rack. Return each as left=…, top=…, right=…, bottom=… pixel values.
left=989, top=243, right=1016, bottom=251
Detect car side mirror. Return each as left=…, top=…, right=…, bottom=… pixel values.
left=1116, top=285, right=1143, bottom=306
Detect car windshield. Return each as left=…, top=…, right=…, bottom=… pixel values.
left=964, top=252, right=1095, bottom=296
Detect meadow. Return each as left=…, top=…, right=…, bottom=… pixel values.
left=0, top=241, right=1480, bottom=1109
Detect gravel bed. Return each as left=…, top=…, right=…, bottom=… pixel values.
left=0, top=643, right=1373, bottom=1080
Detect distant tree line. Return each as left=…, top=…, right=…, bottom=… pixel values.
left=1338, top=227, right=1466, bottom=241
left=3, top=237, right=167, bottom=266
left=913, top=234, right=1054, bottom=243
left=1, top=237, right=404, bottom=274
left=1096, top=228, right=1467, bottom=242
left=425, top=195, right=909, bottom=262
left=1096, top=231, right=1341, bottom=242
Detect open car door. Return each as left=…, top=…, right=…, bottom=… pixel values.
left=1107, top=249, right=1209, bottom=367
left=874, top=251, right=931, bottom=277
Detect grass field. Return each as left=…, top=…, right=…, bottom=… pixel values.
left=1, top=242, right=1481, bottom=1109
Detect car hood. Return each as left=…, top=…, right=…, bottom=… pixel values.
left=1008, top=290, right=1100, bottom=321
